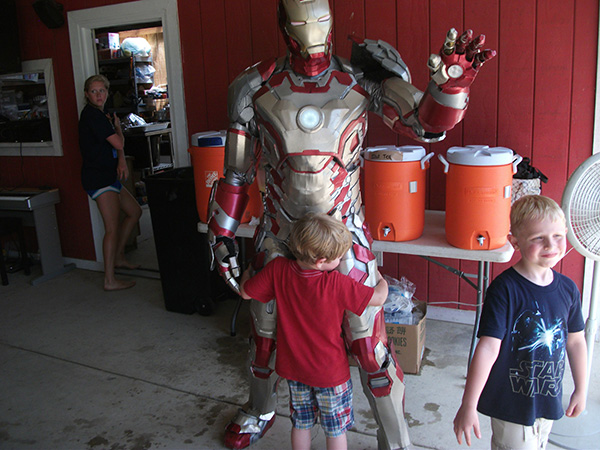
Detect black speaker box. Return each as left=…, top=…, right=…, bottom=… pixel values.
left=33, top=0, right=64, bottom=29
left=145, top=167, right=230, bottom=315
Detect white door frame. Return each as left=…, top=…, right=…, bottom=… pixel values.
left=68, top=0, right=189, bottom=265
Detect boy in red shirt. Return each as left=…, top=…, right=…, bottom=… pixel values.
left=240, top=212, right=388, bottom=450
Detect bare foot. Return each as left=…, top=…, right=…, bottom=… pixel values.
left=115, top=260, right=141, bottom=270
left=104, top=279, right=136, bottom=291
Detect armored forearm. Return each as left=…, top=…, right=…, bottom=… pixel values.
left=206, top=175, right=251, bottom=293
left=352, top=29, right=495, bottom=143
left=207, top=176, right=250, bottom=241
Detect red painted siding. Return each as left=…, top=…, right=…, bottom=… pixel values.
left=1, top=0, right=596, bottom=310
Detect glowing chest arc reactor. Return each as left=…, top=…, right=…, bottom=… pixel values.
left=296, top=105, right=324, bottom=133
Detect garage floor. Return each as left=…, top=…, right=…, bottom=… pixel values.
left=1, top=208, right=598, bottom=450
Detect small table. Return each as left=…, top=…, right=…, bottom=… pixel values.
left=124, top=125, right=174, bottom=176
left=0, top=188, right=75, bottom=285
left=198, top=210, right=514, bottom=365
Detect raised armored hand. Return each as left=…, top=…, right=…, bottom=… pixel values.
left=429, top=28, right=497, bottom=90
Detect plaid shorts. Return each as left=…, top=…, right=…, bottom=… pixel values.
left=287, top=378, right=354, bottom=438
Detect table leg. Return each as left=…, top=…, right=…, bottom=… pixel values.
left=468, top=261, right=489, bottom=368
left=31, top=205, right=75, bottom=285
left=167, top=131, right=175, bottom=166
left=146, top=135, right=153, bottom=174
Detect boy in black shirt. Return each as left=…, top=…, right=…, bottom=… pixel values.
left=453, top=195, right=587, bottom=449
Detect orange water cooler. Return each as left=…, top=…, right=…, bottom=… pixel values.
left=189, top=131, right=262, bottom=224
left=363, top=146, right=434, bottom=241
left=188, top=131, right=227, bottom=223
left=438, top=145, right=522, bottom=250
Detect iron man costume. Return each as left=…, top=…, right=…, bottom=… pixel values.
left=207, top=1, right=496, bottom=449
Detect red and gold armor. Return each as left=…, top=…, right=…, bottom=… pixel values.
left=207, top=1, right=496, bottom=449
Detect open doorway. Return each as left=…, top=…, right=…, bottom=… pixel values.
left=94, top=23, right=171, bottom=269
left=68, top=0, right=187, bottom=271
left=94, top=23, right=172, bottom=201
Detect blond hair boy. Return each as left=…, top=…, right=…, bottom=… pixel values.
left=453, top=195, right=587, bottom=449
left=240, top=212, right=388, bottom=450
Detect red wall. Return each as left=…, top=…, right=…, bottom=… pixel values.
left=2, top=0, right=597, bottom=311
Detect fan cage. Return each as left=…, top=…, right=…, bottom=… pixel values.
left=563, top=154, right=600, bottom=260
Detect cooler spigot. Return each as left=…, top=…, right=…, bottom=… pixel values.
left=383, top=226, right=391, bottom=237
left=477, top=235, right=486, bottom=246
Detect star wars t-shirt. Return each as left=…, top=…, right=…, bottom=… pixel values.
left=477, top=267, right=584, bottom=426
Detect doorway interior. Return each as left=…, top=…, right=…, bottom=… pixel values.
left=68, top=0, right=187, bottom=270
left=95, top=23, right=170, bottom=267
left=95, top=23, right=171, bottom=202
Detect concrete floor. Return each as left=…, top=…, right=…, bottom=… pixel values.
left=1, top=208, right=599, bottom=450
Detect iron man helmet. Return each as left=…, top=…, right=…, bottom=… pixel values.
left=278, top=0, right=333, bottom=76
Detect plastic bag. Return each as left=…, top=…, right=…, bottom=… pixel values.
left=121, top=37, right=152, bottom=57
left=134, top=64, right=155, bottom=84
left=383, top=275, right=422, bottom=324
left=383, top=275, right=415, bottom=313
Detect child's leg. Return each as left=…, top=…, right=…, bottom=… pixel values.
left=325, top=433, right=347, bottom=450
left=288, top=380, right=318, bottom=450
left=315, top=379, right=353, bottom=450
left=291, top=427, right=312, bottom=449
left=491, top=417, right=554, bottom=450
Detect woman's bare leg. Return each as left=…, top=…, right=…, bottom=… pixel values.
left=96, top=191, right=135, bottom=290
left=114, top=187, right=142, bottom=269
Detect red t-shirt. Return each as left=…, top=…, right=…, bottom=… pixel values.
left=244, top=257, right=374, bottom=388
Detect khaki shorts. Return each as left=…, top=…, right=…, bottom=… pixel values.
left=491, top=417, right=554, bottom=450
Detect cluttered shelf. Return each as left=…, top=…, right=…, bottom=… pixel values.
left=98, top=56, right=157, bottom=118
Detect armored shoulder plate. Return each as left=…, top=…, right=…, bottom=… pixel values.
left=228, top=57, right=283, bottom=125
left=350, top=38, right=411, bottom=84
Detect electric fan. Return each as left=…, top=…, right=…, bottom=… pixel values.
left=550, top=152, right=600, bottom=448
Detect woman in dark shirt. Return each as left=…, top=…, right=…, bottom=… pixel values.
left=79, top=75, right=141, bottom=291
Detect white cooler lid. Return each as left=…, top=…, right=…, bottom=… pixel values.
left=446, top=145, right=515, bottom=166
left=191, top=130, right=227, bottom=147
left=364, top=145, right=426, bottom=162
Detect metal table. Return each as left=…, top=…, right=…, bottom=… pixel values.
left=198, top=210, right=515, bottom=364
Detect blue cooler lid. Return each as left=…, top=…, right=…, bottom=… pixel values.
left=364, top=145, right=426, bottom=162
left=446, top=145, right=514, bottom=166
left=191, top=130, right=227, bottom=147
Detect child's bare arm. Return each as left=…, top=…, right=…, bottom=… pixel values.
left=239, top=266, right=254, bottom=300
left=565, top=330, right=587, bottom=417
left=368, top=271, right=388, bottom=306
left=453, top=336, right=501, bottom=446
